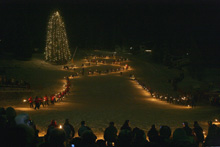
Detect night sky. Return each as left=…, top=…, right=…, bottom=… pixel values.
left=0, top=0, right=220, bottom=57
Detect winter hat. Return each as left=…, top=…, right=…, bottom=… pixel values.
left=159, top=126, right=171, bottom=138
left=6, top=107, right=16, bottom=121
left=15, top=113, right=30, bottom=126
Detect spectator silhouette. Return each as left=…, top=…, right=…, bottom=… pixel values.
left=41, top=128, right=66, bottom=147
left=81, top=130, right=97, bottom=147
left=78, top=121, right=91, bottom=137
left=118, top=129, right=133, bottom=147
left=118, top=120, right=133, bottom=147
left=183, top=122, right=192, bottom=136
left=63, top=118, right=75, bottom=139
left=6, top=107, right=17, bottom=128
left=204, top=124, right=220, bottom=146
left=15, top=113, right=39, bottom=138
left=49, top=128, right=66, bottom=147
left=182, top=121, right=194, bottom=143
left=193, top=121, right=204, bottom=146
left=147, top=124, right=159, bottom=142
left=8, top=124, right=35, bottom=147
left=171, top=128, right=196, bottom=147
left=45, top=120, right=58, bottom=142
left=158, top=125, right=172, bottom=147
left=131, top=127, right=148, bottom=147
left=104, top=122, right=117, bottom=146
left=120, top=120, right=132, bottom=131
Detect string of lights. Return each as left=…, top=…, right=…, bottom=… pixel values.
left=45, top=11, right=71, bottom=64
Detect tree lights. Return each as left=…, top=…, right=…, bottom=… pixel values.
left=45, top=11, right=71, bottom=64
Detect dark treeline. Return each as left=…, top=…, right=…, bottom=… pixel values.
left=0, top=1, right=219, bottom=66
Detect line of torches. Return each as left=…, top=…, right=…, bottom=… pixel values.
left=23, top=77, right=70, bottom=105
left=63, top=57, right=129, bottom=71
left=133, top=77, right=193, bottom=107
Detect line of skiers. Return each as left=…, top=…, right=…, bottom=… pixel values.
left=86, top=65, right=130, bottom=76
left=86, top=58, right=128, bottom=66
left=63, top=55, right=129, bottom=71
left=27, top=78, right=70, bottom=110
left=28, top=95, right=49, bottom=109
left=133, top=77, right=196, bottom=108
left=69, top=65, right=130, bottom=78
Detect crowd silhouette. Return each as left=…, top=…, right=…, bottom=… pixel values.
left=0, top=75, right=30, bottom=90
left=0, top=107, right=220, bottom=147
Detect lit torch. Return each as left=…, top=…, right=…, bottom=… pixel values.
left=213, top=119, right=220, bottom=125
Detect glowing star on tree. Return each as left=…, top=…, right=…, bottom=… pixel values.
left=45, top=11, right=71, bottom=64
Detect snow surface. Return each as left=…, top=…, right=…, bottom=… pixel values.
left=0, top=52, right=220, bottom=139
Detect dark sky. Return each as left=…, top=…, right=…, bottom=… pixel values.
left=0, top=0, right=220, bottom=51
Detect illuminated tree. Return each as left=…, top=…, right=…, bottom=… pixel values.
left=45, top=11, right=71, bottom=64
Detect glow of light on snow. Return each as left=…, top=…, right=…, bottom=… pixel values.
left=95, top=133, right=104, bottom=140
left=146, top=98, right=191, bottom=109
left=15, top=107, right=36, bottom=111
left=38, top=131, right=47, bottom=137
left=213, top=122, right=220, bottom=125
